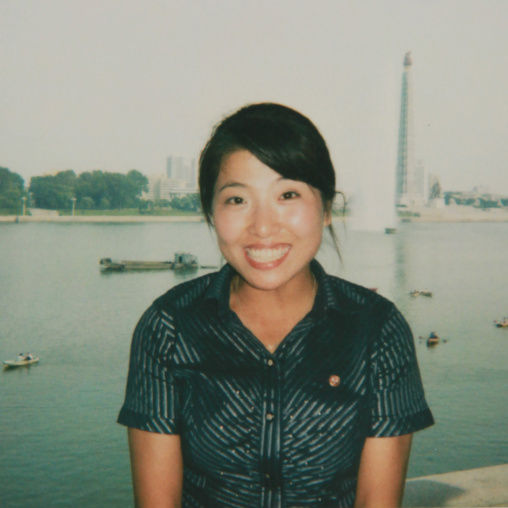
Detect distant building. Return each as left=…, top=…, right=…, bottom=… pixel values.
left=444, top=189, right=507, bottom=208
left=142, top=156, right=198, bottom=202
left=142, top=174, right=197, bottom=202
left=166, top=156, right=197, bottom=190
left=142, top=174, right=161, bottom=201
left=428, top=174, right=445, bottom=208
left=395, top=52, right=425, bottom=207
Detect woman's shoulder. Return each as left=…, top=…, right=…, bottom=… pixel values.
left=323, top=273, right=412, bottom=343
left=323, top=271, right=394, bottom=316
left=152, top=270, right=221, bottom=313
left=132, top=270, right=221, bottom=342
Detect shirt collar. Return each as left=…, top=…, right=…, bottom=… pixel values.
left=202, top=259, right=344, bottom=319
left=202, top=263, right=236, bottom=318
left=309, top=259, right=343, bottom=316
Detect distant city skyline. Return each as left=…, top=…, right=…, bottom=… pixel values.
left=1, top=1, right=508, bottom=196
left=6, top=156, right=506, bottom=198
left=142, top=155, right=198, bottom=201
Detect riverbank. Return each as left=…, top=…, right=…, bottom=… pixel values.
left=2, top=205, right=508, bottom=223
left=404, top=205, right=508, bottom=223
left=404, top=463, right=508, bottom=507
left=0, top=214, right=205, bottom=223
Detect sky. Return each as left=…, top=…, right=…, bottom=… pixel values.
left=1, top=0, right=508, bottom=204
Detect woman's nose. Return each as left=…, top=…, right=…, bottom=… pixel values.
left=248, top=202, right=280, bottom=237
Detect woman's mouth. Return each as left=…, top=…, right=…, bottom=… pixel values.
left=244, top=245, right=290, bottom=268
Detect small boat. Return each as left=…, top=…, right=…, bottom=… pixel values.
left=100, top=258, right=175, bottom=271
left=410, top=290, right=433, bottom=297
left=3, top=357, right=39, bottom=368
left=100, top=252, right=206, bottom=272
left=426, top=332, right=440, bottom=346
left=494, top=319, right=508, bottom=328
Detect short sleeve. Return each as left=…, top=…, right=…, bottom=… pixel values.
left=117, top=305, right=180, bottom=434
left=369, top=304, right=434, bottom=437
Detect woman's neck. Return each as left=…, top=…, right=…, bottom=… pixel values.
left=230, top=266, right=317, bottom=316
left=229, top=267, right=318, bottom=349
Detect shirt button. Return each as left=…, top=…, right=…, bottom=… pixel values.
left=267, top=359, right=274, bottom=367
left=265, top=413, right=274, bottom=421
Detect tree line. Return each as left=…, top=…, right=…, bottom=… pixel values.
left=444, top=191, right=508, bottom=208
left=0, top=166, right=203, bottom=214
left=0, top=167, right=150, bottom=212
left=29, top=169, right=149, bottom=210
left=143, top=194, right=201, bottom=213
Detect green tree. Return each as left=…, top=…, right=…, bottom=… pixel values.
left=76, top=171, right=107, bottom=208
left=170, top=196, right=183, bottom=210
left=99, top=197, right=111, bottom=210
left=170, top=193, right=200, bottom=212
left=29, top=168, right=150, bottom=211
left=78, top=196, right=95, bottom=210
left=29, top=170, right=77, bottom=209
left=75, top=170, right=148, bottom=209
left=156, top=199, right=171, bottom=208
left=139, top=199, right=153, bottom=212
left=0, top=167, right=25, bottom=212
left=188, top=193, right=201, bottom=212
left=126, top=169, right=148, bottom=195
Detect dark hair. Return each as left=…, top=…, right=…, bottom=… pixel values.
left=198, top=103, right=341, bottom=254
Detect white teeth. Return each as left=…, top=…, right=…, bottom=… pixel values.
left=246, top=246, right=289, bottom=263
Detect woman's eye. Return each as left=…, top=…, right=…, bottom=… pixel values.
left=281, top=191, right=299, bottom=200
left=226, top=196, right=244, bottom=205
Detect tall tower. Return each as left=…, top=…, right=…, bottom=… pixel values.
left=395, top=52, right=424, bottom=206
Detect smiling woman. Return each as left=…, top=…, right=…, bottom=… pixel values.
left=213, top=150, right=329, bottom=291
left=118, top=103, right=434, bottom=508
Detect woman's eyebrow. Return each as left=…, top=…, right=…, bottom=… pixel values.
left=217, top=176, right=290, bottom=194
left=216, top=182, right=247, bottom=193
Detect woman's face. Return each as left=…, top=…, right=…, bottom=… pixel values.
left=212, top=150, right=331, bottom=293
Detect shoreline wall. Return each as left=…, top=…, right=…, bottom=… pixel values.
left=0, top=215, right=205, bottom=223
left=405, top=205, right=508, bottom=223
left=2, top=206, right=508, bottom=224
left=404, top=463, right=508, bottom=507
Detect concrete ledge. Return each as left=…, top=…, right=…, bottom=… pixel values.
left=404, top=464, right=508, bottom=507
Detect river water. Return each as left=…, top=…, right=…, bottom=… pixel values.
left=1, top=220, right=507, bottom=507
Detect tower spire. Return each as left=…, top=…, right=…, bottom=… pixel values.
left=395, top=51, right=424, bottom=207
left=403, top=51, right=412, bottom=67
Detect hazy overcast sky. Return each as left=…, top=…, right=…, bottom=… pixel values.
left=1, top=0, right=507, bottom=198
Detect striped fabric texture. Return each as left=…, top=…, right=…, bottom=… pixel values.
left=118, top=260, right=434, bottom=507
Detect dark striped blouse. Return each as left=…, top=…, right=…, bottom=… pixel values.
left=118, top=260, right=433, bottom=507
